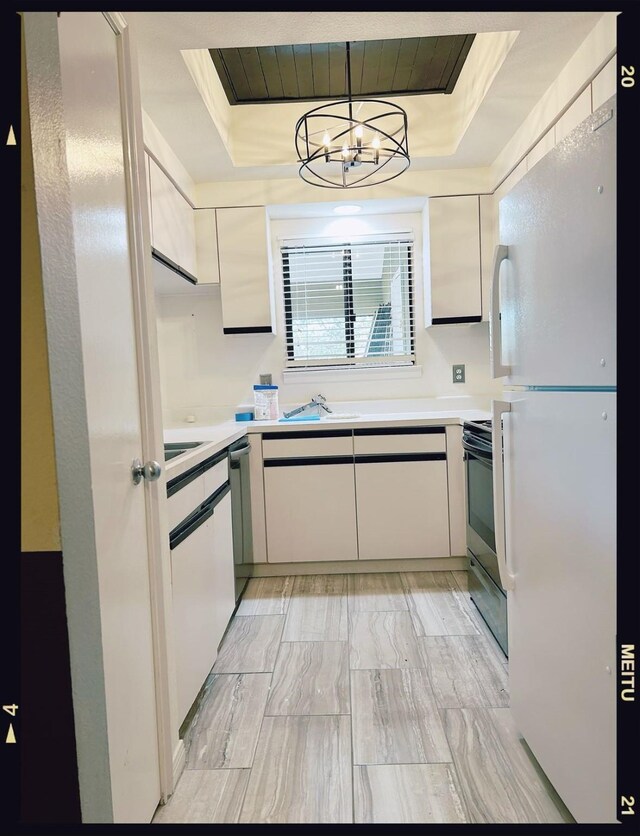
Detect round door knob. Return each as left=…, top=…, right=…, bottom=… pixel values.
left=131, top=458, right=162, bottom=485
left=143, top=460, right=162, bottom=481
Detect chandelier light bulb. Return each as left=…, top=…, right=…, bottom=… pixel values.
left=342, top=143, right=350, bottom=159
left=372, top=134, right=380, bottom=164
left=323, top=131, right=331, bottom=162
left=354, top=123, right=363, bottom=150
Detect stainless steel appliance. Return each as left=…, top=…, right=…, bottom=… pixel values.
left=229, top=437, right=253, bottom=601
left=462, top=418, right=507, bottom=656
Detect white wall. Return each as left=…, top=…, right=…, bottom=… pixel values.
left=155, top=210, right=501, bottom=424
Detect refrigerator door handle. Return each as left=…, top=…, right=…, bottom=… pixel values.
left=489, top=245, right=511, bottom=378
left=492, top=399, right=516, bottom=591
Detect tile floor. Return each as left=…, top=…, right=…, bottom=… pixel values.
left=153, top=571, right=573, bottom=824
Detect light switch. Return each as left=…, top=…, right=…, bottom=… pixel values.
left=453, top=364, right=465, bottom=383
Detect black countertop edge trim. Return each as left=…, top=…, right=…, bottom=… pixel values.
left=431, top=315, right=482, bottom=325
left=356, top=452, right=447, bottom=463
left=263, top=429, right=352, bottom=440
left=223, top=326, right=273, bottom=334
left=166, top=447, right=228, bottom=497
left=354, top=426, right=445, bottom=436
left=264, top=456, right=355, bottom=467
left=152, top=248, right=198, bottom=285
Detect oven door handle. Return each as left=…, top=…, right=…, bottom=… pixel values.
left=492, top=400, right=516, bottom=591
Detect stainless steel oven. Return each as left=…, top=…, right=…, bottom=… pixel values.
left=462, top=419, right=508, bottom=656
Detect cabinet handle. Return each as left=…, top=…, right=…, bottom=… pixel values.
left=489, top=245, right=511, bottom=378
left=492, top=400, right=515, bottom=591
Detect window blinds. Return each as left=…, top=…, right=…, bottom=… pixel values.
left=282, top=239, right=414, bottom=369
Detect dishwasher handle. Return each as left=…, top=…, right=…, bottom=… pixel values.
left=230, top=441, right=251, bottom=469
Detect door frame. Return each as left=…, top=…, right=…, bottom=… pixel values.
left=23, top=11, right=178, bottom=820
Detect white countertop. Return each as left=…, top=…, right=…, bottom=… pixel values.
left=164, top=423, right=247, bottom=479
left=163, top=408, right=491, bottom=479
left=240, top=408, right=491, bottom=432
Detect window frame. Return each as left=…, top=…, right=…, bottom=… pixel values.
left=281, top=237, right=415, bottom=370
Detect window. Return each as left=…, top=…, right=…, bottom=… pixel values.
left=282, top=238, right=414, bottom=369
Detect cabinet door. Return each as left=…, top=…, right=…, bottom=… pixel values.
left=216, top=206, right=273, bottom=332
left=171, top=516, right=218, bottom=723
left=428, top=195, right=481, bottom=323
left=211, top=492, right=235, bottom=643
left=176, top=189, right=198, bottom=278
left=194, top=208, right=220, bottom=284
left=264, top=462, right=357, bottom=562
left=355, top=459, right=450, bottom=560
left=148, top=155, right=197, bottom=279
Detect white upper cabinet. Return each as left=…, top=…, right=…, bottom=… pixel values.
left=426, top=195, right=482, bottom=325
left=216, top=206, right=274, bottom=333
left=147, top=153, right=198, bottom=280
left=194, top=208, right=220, bottom=285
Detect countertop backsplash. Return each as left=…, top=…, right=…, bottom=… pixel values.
left=162, top=394, right=495, bottom=429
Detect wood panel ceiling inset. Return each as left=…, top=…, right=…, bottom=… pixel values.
left=209, top=35, right=476, bottom=105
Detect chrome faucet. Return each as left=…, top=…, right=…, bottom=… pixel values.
left=283, top=394, right=333, bottom=419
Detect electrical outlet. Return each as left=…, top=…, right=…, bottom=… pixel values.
left=453, top=364, right=465, bottom=383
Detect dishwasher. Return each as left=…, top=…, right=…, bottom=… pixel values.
left=229, top=437, right=253, bottom=602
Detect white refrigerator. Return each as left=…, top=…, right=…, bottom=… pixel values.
left=490, top=95, right=616, bottom=823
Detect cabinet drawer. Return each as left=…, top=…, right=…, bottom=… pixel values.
left=262, top=431, right=353, bottom=459
left=167, top=477, right=205, bottom=532
left=354, top=427, right=446, bottom=455
left=204, top=457, right=229, bottom=497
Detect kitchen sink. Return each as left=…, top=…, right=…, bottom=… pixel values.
left=164, top=441, right=204, bottom=461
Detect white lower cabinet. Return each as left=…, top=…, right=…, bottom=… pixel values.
left=211, top=491, right=235, bottom=644
left=264, top=463, right=358, bottom=563
left=171, top=514, right=219, bottom=724
left=355, top=459, right=450, bottom=560
left=261, top=427, right=455, bottom=564
left=169, top=452, right=235, bottom=725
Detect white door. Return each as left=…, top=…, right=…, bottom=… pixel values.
left=503, top=390, right=616, bottom=823
left=57, top=12, right=160, bottom=821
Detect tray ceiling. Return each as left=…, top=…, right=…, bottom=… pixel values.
left=128, top=12, right=606, bottom=183
left=209, top=36, right=476, bottom=105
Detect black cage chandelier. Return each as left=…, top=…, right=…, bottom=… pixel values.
left=294, top=42, right=410, bottom=189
